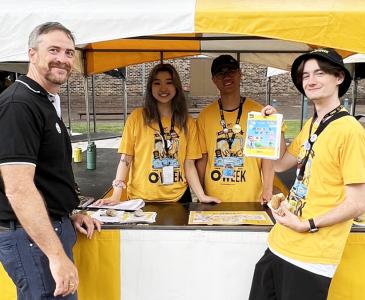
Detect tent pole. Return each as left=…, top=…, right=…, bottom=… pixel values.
left=82, top=51, right=91, bottom=143
left=351, top=78, right=358, bottom=116
left=160, top=51, right=163, bottom=63
left=123, top=68, right=128, bottom=126
left=91, top=75, right=96, bottom=132
left=83, top=76, right=91, bottom=143
left=266, top=77, right=271, bottom=105
left=66, top=79, right=72, bottom=134
left=237, top=53, right=241, bottom=94
left=300, top=94, right=305, bottom=129
left=142, top=64, right=146, bottom=95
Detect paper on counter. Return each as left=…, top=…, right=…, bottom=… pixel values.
left=78, top=196, right=95, bottom=208
left=89, top=198, right=145, bottom=211
left=120, top=212, right=157, bottom=224
left=188, top=211, right=273, bottom=226
left=92, top=209, right=124, bottom=223
left=91, top=209, right=157, bottom=224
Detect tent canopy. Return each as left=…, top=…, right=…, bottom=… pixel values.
left=1, top=0, right=364, bottom=74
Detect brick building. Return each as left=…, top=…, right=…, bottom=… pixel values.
left=59, top=58, right=365, bottom=121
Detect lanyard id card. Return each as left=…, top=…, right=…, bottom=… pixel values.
left=296, top=106, right=348, bottom=181
left=218, top=97, right=245, bottom=150
left=162, top=165, right=174, bottom=185
left=222, top=163, right=234, bottom=178
left=157, top=113, right=175, bottom=156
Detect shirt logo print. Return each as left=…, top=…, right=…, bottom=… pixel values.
left=55, top=123, right=61, bottom=134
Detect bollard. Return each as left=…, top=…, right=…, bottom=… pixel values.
left=343, top=98, right=349, bottom=111
left=303, top=96, right=308, bottom=119
left=86, top=142, right=96, bottom=170
left=272, top=98, right=277, bottom=109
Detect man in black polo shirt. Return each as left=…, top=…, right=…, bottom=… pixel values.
left=0, top=22, right=100, bottom=299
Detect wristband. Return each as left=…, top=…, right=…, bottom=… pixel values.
left=112, top=179, right=126, bottom=189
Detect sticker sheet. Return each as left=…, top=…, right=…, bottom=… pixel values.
left=244, top=112, right=283, bottom=159
left=189, top=211, right=273, bottom=225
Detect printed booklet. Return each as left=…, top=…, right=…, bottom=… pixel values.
left=244, top=112, right=283, bottom=159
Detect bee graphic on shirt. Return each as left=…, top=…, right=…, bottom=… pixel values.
left=152, top=131, right=179, bottom=169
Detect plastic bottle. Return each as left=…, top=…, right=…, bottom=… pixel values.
left=73, top=147, right=82, bottom=163
left=86, top=142, right=96, bottom=170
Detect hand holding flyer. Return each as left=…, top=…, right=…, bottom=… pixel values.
left=243, top=111, right=283, bottom=159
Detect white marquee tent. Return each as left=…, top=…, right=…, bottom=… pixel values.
left=1, top=0, right=365, bottom=74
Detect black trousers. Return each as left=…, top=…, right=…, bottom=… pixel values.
left=0, top=217, right=77, bottom=300
left=249, top=249, right=331, bottom=300
left=177, top=187, right=192, bottom=203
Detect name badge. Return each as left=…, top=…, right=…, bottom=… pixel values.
left=162, top=165, right=174, bottom=185
left=222, top=164, right=234, bottom=178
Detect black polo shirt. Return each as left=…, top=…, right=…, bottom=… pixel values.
left=0, top=76, right=78, bottom=220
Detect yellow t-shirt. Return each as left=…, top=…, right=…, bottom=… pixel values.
left=269, top=114, right=365, bottom=264
left=197, top=98, right=264, bottom=202
left=119, top=108, right=201, bottom=202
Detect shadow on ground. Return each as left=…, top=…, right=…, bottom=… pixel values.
left=72, top=148, right=119, bottom=199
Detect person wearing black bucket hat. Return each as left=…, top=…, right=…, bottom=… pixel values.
left=196, top=54, right=275, bottom=203
left=249, top=49, right=365, bottom=300
left=291, top=48, right=352, bottom=97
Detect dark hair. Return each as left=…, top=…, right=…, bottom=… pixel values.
left=29, top=22, right=75, bottom=49
left=296, top=57, right=344, bottom=90
left=143, top=63, right=188, bottom=132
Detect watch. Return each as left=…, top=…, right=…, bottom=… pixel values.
left=308, top=218, right=319, bottom=233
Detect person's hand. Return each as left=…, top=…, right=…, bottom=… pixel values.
left=49, top=253, right=79, bottom=297
left=93, top=197, right=120, bottom=206
left=261, top=105, right=278, bottom=117
left=271, top=205, right=309, bottom=233
left=199, top=195, right=221, bottom=204
left=259, top=189, right=273, bottom=205
left=71, top=213, right=102, bottom=239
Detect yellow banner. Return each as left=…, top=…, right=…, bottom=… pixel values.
left=0, top=230, right=121, bottom=300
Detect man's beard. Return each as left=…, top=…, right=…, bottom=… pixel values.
left=45, top=62, right=72, bottom=85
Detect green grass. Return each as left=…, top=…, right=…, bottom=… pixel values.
left=69, top=120, right=303, bottom=139
left=284, top=120, right=302, bottom=140
left=70, top=121, right=124, bottom=135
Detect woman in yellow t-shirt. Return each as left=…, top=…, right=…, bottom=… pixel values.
left=95, top=64, right=220, bottom=204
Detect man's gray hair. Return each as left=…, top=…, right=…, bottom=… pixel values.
left=28, top=22, right=75, bottom=49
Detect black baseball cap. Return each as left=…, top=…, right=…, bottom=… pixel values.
left=291, top=48, right=352, bottom=97
left=211, top=55, right=240, bottom=76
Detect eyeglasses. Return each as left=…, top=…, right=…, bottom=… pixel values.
left=214, top=69, right=239, bottom=80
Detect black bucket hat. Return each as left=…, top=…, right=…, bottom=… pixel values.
left=290, top=48, right=352, bottom=97
left=211, top=55, right=240, bottom=76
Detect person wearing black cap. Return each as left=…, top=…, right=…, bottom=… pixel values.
left=196, top=54, right=274, bottom=203
left=0, top=22, right=101, bottom=299
left=249, top=48, right=365, bottom=300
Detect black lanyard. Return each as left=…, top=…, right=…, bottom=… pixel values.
left=157, top=113, right=175, bottom=155
left=218, top=97, right=245, bottom=149
left=297, top=105, right=348, bottom=181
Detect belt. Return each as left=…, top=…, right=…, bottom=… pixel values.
left=0, top=215, right=65, bottom=230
